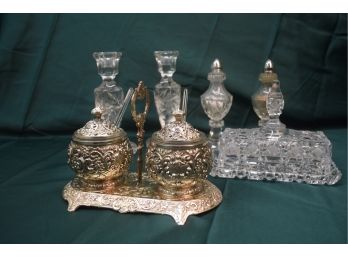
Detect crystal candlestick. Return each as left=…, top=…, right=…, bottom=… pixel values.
left=154, top=50, right=182, bottom=128
left=93, top=52, right=124, bottom=126
left=251, top=59, right=278, bottom=127
left=201, top=59, right=233, bottom=151
left=262, top=80, right=287, bottom=138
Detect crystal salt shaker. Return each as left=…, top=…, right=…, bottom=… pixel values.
left=154, top=51, right=182, bottom=128
left=251, top=59, right=278, bottom=126
left=93, top=52, right=124, bottom=126
left=201, top=59, right=233, bottom=151
left=262, top=80, right=287, bottom=138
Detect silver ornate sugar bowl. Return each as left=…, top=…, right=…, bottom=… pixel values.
left=146, top=110, right=212, bottom=200
left=67, top=108, right=132, bottom=190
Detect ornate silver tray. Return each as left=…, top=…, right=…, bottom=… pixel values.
left=63, top=174, right=222, bottom=225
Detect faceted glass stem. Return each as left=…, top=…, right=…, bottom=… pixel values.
left=263, top=80, right=287, bottom=138
left=258, top=119, right=268, bottom=127
left=209, top=120, right=224, bottom=143
left=208, top=120, right=224, bottom=162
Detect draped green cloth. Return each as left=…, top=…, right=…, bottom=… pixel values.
left=0, top=14, right=346, bottom=243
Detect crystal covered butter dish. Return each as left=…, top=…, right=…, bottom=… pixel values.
left=211, top=81, right=342, bottom=185
left=211, top=128, right=341, bottom=185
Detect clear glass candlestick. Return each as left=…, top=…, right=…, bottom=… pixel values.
left=201, top=59, right=233, bottom=150
left=154, top=50, right=182, bottom=128
left=93, top=52, right=124, bottom=126
left=252, top=59, right=278, bottom=127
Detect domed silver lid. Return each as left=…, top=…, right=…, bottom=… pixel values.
left=151, top=110, right=207, bottom=147
left=72, top=108, right=127, bottom=145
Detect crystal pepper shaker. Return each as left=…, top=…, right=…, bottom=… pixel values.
left=263, top=80, right=287, bottom=138
left=201, top=59, right=233, bottom=151
left=154, top=51, right=182, bottom=128
left=251, top=59, right=278, bottom=126
left=93, top=52, right=124, bottom=126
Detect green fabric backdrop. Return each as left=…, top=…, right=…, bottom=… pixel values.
left=0, top=13, right=346, bottom=243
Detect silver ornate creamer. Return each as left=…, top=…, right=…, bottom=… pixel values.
left=146, top=111, right=212, bottom=200
left=67, top=108, right=132, bottom=191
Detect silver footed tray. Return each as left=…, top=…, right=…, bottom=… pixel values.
left=63, top=173, right=222, bottom=225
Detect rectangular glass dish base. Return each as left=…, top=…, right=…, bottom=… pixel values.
left=211, top=128, right=342, bottom=185
left=63, top=173, right=222, bottom=225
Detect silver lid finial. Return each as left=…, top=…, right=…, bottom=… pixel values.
left=264, top=59, right=274, bottom=73
left=91, top=107, right=102, bottom=119
left=211, top=58, right=222, bottom=70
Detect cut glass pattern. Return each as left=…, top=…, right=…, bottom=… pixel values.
left=251, top=59, right=278, bottom=127
left=154, top=51, right=182, bottom=128
left=93, top=52, right=124, bottom=126
left=211, top=80, right=341, bottom=185
left=201, top=59, right=233, bottom=152
left=211, top=128, right=341, bottom=185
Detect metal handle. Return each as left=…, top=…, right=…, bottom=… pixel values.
left=131, top=81, right=150, bottom=184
